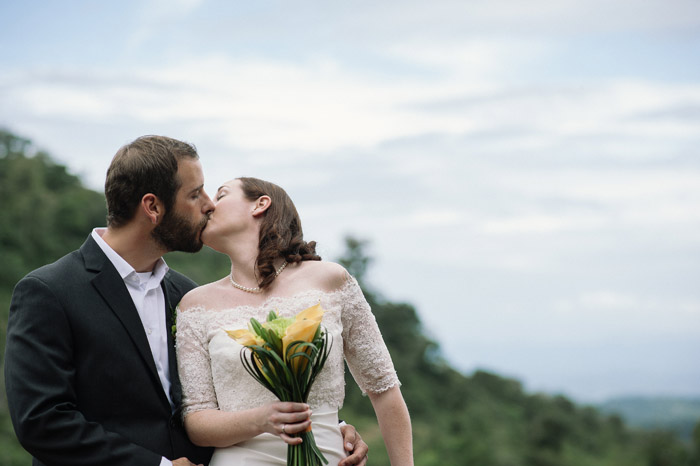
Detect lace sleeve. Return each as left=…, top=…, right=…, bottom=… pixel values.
left=176, top=306, right=219, bottom=416
left=341, top=274, right=401, bottom=394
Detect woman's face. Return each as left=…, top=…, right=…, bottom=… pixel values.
left=201, top=179, right=256, bottom=246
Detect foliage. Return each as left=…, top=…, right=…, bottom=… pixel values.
left=0, top=129, right=106, bottom=292
left=1, top=128, right=699, bottom=465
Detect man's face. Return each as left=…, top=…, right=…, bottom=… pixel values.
left=151, top=158, right=214, bottom=253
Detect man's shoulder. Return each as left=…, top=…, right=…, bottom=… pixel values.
left=164, top=268, right=198, bottom=294
left=22, top=248, right=84, bottom=283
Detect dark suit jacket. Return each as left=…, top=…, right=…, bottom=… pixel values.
left=4, top=235, right=213, bottom=466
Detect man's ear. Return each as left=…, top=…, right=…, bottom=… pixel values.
left=141, top=193, right=164, bottom=224
left=251, top=195, right=271, bottom=217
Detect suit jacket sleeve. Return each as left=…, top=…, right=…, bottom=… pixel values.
left=4, top=275, right=162, bottom=466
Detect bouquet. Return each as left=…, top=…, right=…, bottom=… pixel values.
left=226, top=303, right=332, bottom=466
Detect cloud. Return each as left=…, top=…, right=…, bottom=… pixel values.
left=383, top=38, right=550, bottom=81
left=127, top=0, right=205, bottom=49
left=5, top=58, right=700, bottom=160
left=633, top=104, right=700, bottom=121
left=422, top=0, right=699, bottom=33
left=481, top=212, right=605, bottom=234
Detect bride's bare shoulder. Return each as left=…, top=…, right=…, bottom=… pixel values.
left=179, top=278, right=228, bottom=311
left=293, top=260, right=349, bottom=292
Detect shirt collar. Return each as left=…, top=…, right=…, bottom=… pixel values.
left=91, top=228, right=169, bottom=286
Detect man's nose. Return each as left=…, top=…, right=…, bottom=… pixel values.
left=201, top=190, right=215, bottom=214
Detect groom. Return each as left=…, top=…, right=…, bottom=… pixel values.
left=4, top=136, right=368, bottom=466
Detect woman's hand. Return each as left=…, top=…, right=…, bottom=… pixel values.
left=184, top=402, right=311, bottom=448
left=255, top=401, right=312, bottom=445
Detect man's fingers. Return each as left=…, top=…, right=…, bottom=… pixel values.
left=340, top=451, right=369, bottom=466
left=346, top=440, right=369, bottom=465
left=172, top=458, right=199, bottom=466
left=340, top=427, right=356, bottom=450
left=338, top=423, right=369, bottom=466
left=340, top=444, right=369, bottom=466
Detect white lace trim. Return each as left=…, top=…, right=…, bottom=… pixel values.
left=176, top=276, right=400, bottom=416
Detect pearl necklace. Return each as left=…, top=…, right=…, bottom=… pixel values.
left=229, top=262, right=287, bottom=294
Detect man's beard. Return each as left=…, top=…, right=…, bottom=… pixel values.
left=151, top=210, right=208, bottom=253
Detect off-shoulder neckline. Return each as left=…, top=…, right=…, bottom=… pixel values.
left=178, top=274, right=356, bottom=315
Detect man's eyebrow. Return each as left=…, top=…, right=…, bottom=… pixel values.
left=188, top=184, right=204, bottom=195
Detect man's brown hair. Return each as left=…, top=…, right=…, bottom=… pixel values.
left=105, top=135, right=199, bottom=227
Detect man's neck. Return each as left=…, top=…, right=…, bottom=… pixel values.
left=101, top=224, right=167, bottom=273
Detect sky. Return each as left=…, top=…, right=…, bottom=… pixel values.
left=1, top=0, right=699, bottom=403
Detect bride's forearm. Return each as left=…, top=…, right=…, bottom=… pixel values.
left=368, top=385, right=414, bottom=466
left=184, top=402, right=312, bottom=448
left=184, top=408, right=264, bottom=448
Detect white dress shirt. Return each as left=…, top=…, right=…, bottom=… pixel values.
left=91, top=229, right=174, bottom=466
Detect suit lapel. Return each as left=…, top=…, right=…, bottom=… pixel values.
left=81, top=236, right=170, bottom=408
left=162, top=277, right=182, bottom=409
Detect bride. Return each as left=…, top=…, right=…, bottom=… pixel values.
left=176, top=177, right=413, bottom=465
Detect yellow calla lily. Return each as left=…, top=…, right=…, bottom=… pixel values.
left=226, top=328, right=264, bottom=347
left=283, top=319, right=319, bottom=350
left=282, top=304, right=324, bottom=372
left=226, top=328, right=272, bottom=381
left=295, top=303, right=324, bottom=322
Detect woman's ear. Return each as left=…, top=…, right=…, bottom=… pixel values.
left=251, top=195, right=271, bottom=217
left=141, top=193, right=163, bottom=224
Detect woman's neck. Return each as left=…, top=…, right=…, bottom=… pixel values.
left=224, top=235, right=261, bottom=287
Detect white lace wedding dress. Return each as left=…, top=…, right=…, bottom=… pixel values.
left=176, top=274, right=400, bottom=465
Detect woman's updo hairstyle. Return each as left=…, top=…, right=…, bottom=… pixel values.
left=238, top=177, right=321, bottom=289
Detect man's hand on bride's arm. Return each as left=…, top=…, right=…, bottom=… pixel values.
left=338, top=424, right=369, bottom=466
left=172, top=458, right=202, bottom=466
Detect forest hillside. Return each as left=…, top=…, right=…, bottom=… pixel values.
left=1, top=129, right=699, bottom=466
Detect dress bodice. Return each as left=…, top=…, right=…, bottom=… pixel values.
left=176, top=275, right=399, bottom=415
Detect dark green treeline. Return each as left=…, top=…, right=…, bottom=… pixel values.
left=1, top=129, right=699, bottom=466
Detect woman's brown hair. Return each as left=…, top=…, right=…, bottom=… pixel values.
left=238, top=177, right=321, bottom=289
